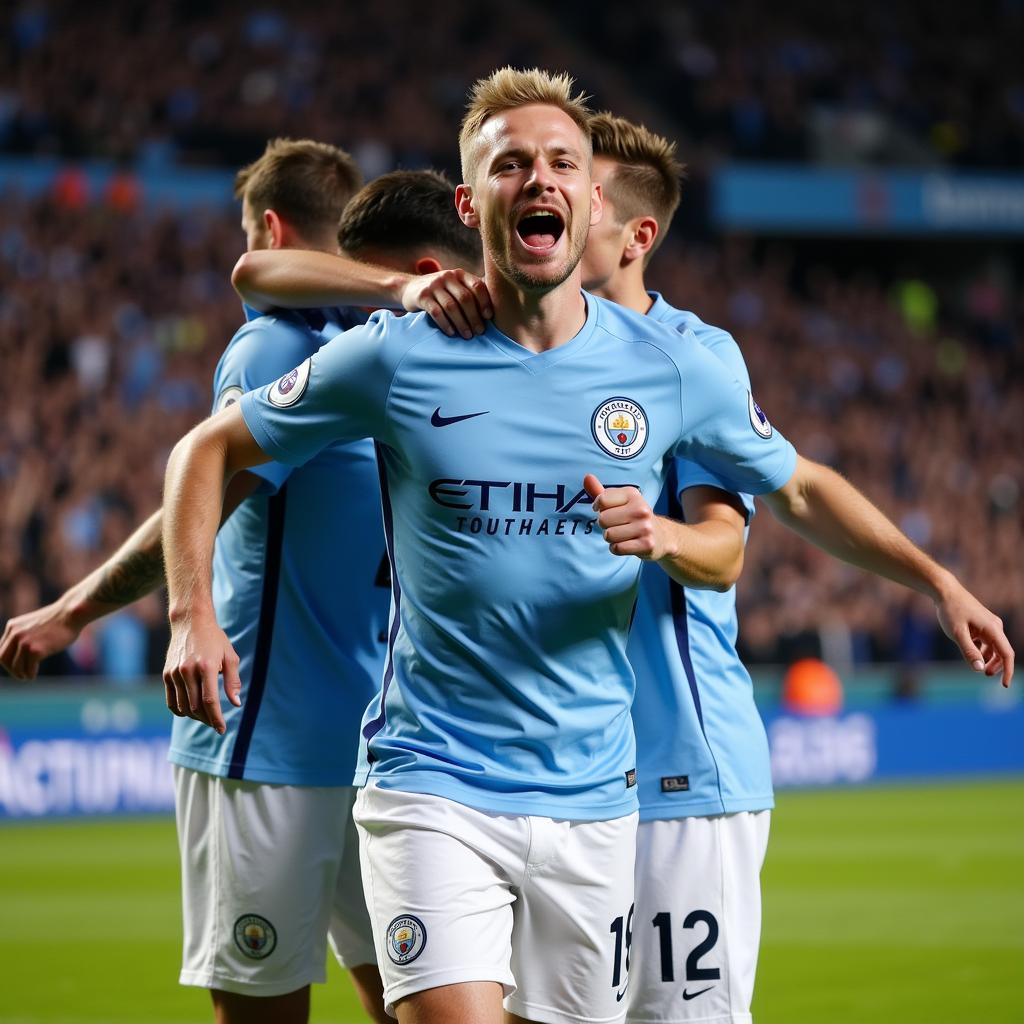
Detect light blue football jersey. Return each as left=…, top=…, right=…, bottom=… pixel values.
left=629, top=293, right=772, bottom=820
left=168, top=306, right=390, bottom=786
left=240, top=294, right=796, bottom=819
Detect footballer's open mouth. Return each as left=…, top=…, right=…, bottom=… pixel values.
left=514, top=208, right=565, bottom=253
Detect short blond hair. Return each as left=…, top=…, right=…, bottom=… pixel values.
left=589, top=112, right=685, bottom=262
left=459, top=67, right=593, bottom=182
left=234, top=138, right=363, bottom=240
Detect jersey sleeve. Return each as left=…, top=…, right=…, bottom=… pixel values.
left=212, top=318, right=319, bottom=492
left=239, top=311, right=397, bottom=466
left=675, top=460, right=757, bottom=522
left=673, top=328, right=756, bottom=520
left=673, top=331, right=796, bottom=496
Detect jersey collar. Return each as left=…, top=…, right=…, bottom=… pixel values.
left=482, top=290, right=599, bottom=374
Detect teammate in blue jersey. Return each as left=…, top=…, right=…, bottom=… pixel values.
left=580, top=114, right=772, bottom=1024
left=159, top=70, right=1012, bottom=1024
left=578, top=111, right=1015, bottom=1023
left=0, top=151, right=483, bottom=1024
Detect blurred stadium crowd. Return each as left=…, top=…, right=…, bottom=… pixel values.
left=556, top=0, right=1024, bottom=168
left=3, top=0, right=1022, bottom=171
left=0, top=1, right=1020, bottom=679
left=1, top=0, right=633, bottom=176
left=2, top=191, right=1019, bottom=678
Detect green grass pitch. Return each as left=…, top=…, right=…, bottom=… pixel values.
left=2, top=779, right=1021, bottom=1023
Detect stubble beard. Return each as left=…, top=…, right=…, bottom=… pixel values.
left=484, top=209, right=590, bottom=294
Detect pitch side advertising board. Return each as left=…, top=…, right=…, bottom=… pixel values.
left=0, top=684, right=1021, bottom=819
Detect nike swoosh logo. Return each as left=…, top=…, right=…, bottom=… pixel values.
left=431, top=407, right=489, bottom=427
left=682, top=986, right=714, bottom=1001
left=615, top=985, right=629, bottom=1002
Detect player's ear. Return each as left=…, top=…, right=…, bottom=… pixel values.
left=590, top=181, right=603, bottom=227
left=624, top=216, right=658, bottom=264
left=413, top=256, right=443, bottom=275
left=265, top=209, right=286, bottom=250
left=456, top=185, right=479, bottom=229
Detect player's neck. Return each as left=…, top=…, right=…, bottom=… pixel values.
left=588, top=266, right=653, bottom=317
left=486, top=266, right=588, bottom=353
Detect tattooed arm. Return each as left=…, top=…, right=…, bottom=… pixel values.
left=0, top=473, right=260, bottom=680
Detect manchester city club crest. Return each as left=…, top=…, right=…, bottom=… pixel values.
left=233, top=914, right=277, bottom=960
left=592, top=397, right=649, bottom=460
left=268, top=357, right=311, bottom=408
left=747, top=392, right=773, bottom=438
left=386, top=914, right=427, bottom=965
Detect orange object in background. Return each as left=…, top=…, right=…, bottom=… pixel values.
left=782, top=657, right=844, bottom=716
left=52, top=168, right=88, bottom=209
left=105, top=171, right=141, bottom=212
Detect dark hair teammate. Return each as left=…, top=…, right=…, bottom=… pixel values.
left=1, top=149, right=484, bottom=1024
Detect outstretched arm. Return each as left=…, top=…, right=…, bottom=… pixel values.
left=0, top=475, right=261, bottom=681
left=585, top=476, right=746, bottom=591
left=762, top=455, right=1014, bottom=686
left=231, top=249, right=492, bottom=339
left=1, top=510, right=163, bottom=680
left=162, top=406, right=269, bottom=732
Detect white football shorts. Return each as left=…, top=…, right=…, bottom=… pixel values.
left=628, top=811, right=770, bottom=1024
left=354, top=782, right=639, bottom=1023
left=174, top=766, right=376, bottom=997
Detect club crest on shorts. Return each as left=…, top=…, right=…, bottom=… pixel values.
left=748, top=392, right=773, bottom=438
left=233, top=914, right=277, bottom=959
left=592, top=397, right=649, bottom=460
left=386, top=914, right=427, bottom=965
left=216, top=385, right=243, bottom=412
left=269, top=357, right=311, bottom=408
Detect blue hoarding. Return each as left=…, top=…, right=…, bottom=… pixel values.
left=1, top=685, right=1021, bottom=818
left=764, top=701, right=1024, bottom=787
left=713, top=164, right=1024, bottom=235
left=0, top=689, right=174, bottom=819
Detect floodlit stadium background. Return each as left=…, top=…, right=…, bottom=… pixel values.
left=1, top=3, right=1021, bottom=1022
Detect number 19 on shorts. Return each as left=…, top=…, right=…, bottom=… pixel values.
left=609, top=904, right=635, bottom=998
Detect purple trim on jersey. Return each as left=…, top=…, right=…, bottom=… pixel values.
left=666, top=469, right=707, bottom=733
left=296, top=308, right=328, bottom=332
left=665, top=471, right=727, bottom=805
left=228, top=484, right=288, bottom=779
left=362, top=442, right=401, bottom=757
left=668, top=576, right=704, bottom=730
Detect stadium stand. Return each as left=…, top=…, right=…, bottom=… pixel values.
left=5, top=1, right=1022, bottom=170
left=554, top=0, right=1024, bottom=168
left=0, top=1, right=1020, bottom=675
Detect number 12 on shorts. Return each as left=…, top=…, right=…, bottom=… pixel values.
left=652, top=910, right=721, bottom=984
